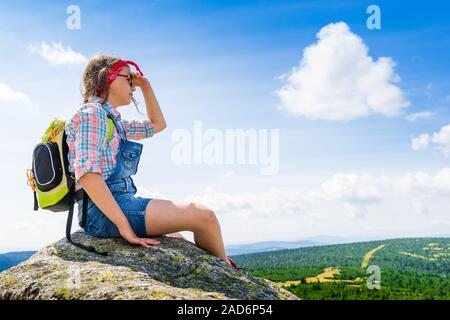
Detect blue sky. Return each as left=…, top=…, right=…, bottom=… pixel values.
left=1, top=0, right=449, bottom=252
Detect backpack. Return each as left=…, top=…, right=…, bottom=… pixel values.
left=26, top=111, right=115, bottom=256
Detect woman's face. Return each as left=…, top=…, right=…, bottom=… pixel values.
left=108, top=65, right=136, bottom=107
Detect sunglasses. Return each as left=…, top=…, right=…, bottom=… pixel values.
left=117, top=73, right=133, bottom=87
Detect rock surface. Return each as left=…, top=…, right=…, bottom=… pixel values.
left=0, top=231, right=298, bottom=300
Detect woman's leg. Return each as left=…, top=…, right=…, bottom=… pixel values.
left=144, top=199, right=229, bottom=264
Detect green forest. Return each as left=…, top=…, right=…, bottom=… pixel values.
left=231, top=238, right=450, bottom=300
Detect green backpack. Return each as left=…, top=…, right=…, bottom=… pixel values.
left=27, top=113, right=115, bottom=255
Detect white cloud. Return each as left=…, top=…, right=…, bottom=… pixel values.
left=185, top=186, right=316, bottom=219
left=411, top=124, right=450, bottom=155
left=28, top=41, right=86, bottom=66
left=180, top=168, right=450, bottom=243
left=0, top=83, right=35, bottom=111
left=185, top=174, right=387, bottom=220
left=411, top=133, right=431, bottom=151
left=405, top=111, right=435, bottom=122
left=136, top=187, right=170, bottom=200
left=3, top=168, right=450, bottom=250
left=320, top=173, right=386, bottom=219
left=185, top=169, right=450, bottom=221
left=320, top=168, right=450, bottom=205
left=398, top=167, right=450, bottom=196
left=345, top=203, right=368, bottom=219
left=411, top=201, right=431, bottom=215
left=220, top=170, right=240, bottom=178
left=321, top=173, right=383, bottom=204
left=276, top=22, right=410, bottom=122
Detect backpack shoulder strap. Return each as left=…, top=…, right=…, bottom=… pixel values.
left=99, top=103, right=127, bottom=140
left=106, top=115, right=114, bottom=143
left=66, top=184, right=107, bottom=256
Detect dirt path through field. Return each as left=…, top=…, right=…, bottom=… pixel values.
left=361, top=244, right=385, bottom=269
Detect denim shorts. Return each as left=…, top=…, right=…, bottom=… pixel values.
left=77, top=191, right=152, bottom=238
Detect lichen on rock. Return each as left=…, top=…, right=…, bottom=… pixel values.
left=0, top=231, right=298, bottom=300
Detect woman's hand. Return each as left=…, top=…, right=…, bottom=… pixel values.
left=119, top=225, right=160, bottom=248
left=131, top=72, right=150, bottom=89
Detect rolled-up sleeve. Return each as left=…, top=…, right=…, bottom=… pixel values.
left=72, top=106, right=108, bottom=183
left=120, top=118, right=155, bottom=140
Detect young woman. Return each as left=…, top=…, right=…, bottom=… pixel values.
left=65, top=54, right=237, bottom=269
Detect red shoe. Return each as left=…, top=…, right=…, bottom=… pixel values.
left=227, top=257, right=238, bottom=270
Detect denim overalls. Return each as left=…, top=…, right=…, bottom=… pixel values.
left=76, top=103, right=152, bottom=238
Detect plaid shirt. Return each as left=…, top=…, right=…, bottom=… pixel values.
left=65, top=96, right=154, bottom=191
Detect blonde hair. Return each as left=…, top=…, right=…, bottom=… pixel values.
left=80, top=54, right=120, bottom=103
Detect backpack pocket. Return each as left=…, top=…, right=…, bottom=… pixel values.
left=32, top=142, right=63, bottom=192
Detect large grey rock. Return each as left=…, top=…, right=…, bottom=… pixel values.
left=0, top=231, right=298, bottom=300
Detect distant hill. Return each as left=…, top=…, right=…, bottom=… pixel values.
left=224, top=235, right=390, bottom=256
left=226, top=240, right=323, bottom=256
left=231, top=237, right=450, bottom=300
left=0, top=251, right=36, bottom=272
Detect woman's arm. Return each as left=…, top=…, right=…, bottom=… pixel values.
left=79, top=172, right=160, bottom=248
left=133, top=73, right=167, bottom=133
